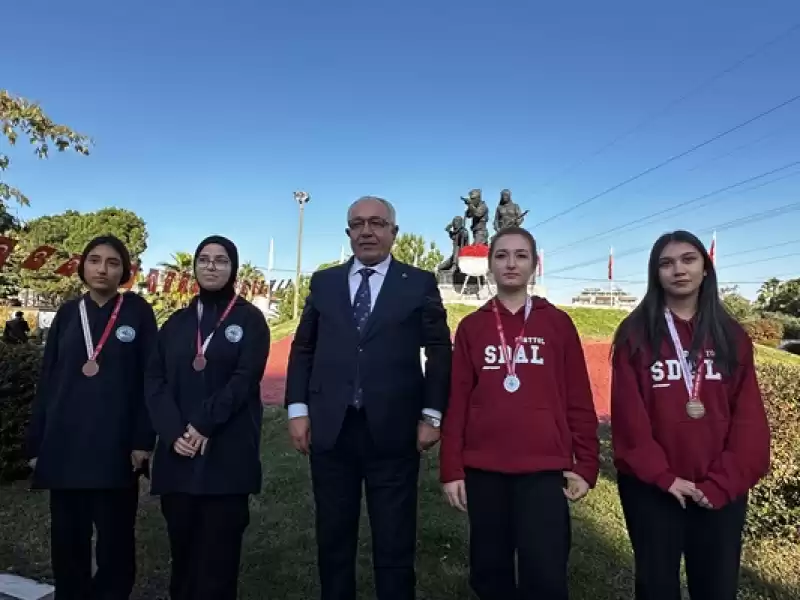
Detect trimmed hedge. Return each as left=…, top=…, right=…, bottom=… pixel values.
left=746, top=362, right=800, bottom=542
left=742, top=317, right=785, bottom=346
left=0, top=342, right=42, bottom=481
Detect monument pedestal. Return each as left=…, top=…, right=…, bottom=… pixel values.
left=436, top=269, right=546, bottom=305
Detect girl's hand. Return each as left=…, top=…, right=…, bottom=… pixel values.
left=443, top=480, right=468, bottom=512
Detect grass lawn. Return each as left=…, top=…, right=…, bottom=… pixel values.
left=2, top=307, right=799, bottom=598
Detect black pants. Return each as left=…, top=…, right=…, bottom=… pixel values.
left=617, top=473, right=748, bottom=600
left=464, top=468, right=571, bottom=600
left=160, top=494, right=250, bottom=600
left=49, top=486, right=139, bottom=600
left=310, top=408, right=420, bottom=600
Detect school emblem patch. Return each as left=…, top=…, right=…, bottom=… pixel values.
left=116, top=325, right=136, bottom=343
left=225, top=324, right=244, bottom=343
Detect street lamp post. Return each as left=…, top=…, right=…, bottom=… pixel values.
left=292, top=190, right=310, bottom=319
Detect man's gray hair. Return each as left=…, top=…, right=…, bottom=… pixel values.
left=347, top=196, right=397, bottom=224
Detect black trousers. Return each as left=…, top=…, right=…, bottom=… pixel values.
left=465, top=468, right=571, bottom=600
left=49, top=486, right=139, bottom=600
left=160, top=493, right=250, bottom=600
left=310, top=408, right=420, bottom=600
left=617, top=473, right=748, bottom=600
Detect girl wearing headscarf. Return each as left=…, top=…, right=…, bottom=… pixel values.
left=145, top=235, right=270, bottom=600
left=611, top=230, right=770, bottom=599
left=440, top=227, right=599, bottom=600
left=25, top=235, right=158, bottom=600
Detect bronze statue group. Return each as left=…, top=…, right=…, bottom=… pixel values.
left=25, top=195, right=770, bottom=600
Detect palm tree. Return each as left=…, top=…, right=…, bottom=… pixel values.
left=158, top=251, right=193, bottom=275
left=237, top=261, right=265, bottom=297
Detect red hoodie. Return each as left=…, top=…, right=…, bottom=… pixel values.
left=611, top=315, right=771, bottom=509
left=439, top=297, right=599, bottom=486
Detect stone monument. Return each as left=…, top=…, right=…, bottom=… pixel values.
left=493, top=189, right=528, bottom=232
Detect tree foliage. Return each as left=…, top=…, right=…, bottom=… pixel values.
left=14, top=208, right=147, bottom=305
left=720, top=285, right=754, bottom=322
left=1, top=90, right=91, bottom=206
left=273, top=260, right=339, bottom=324
left=391, top=233, right=444, bottom=271
left=756, top=277, right=800, bottom=318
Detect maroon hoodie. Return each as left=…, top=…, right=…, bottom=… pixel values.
left=439, top=296, right=599, bottom=486
left=611, top=315, right=771, bottom=509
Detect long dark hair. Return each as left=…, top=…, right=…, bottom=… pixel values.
left=611, top=230, right=739, bottom=374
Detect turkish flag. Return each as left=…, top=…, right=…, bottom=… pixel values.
left=163, top=271, right=177, bottom=293
left=21, top=245, right=57, bottom=271
left=146, top=269, right=160, bottom=294
left=607, top=247, right=614, bottom=281
left=0, top=236, right=17, bottom=270
left=177, top=272, right=190, bottom=294
left=54, top=254, right=82, bottom=276
left=120, top=262, right=140, bottom=290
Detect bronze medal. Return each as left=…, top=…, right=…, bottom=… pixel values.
left=192, top=355, right=207, bottom=372
left=82, top=359, right=100, bottom=378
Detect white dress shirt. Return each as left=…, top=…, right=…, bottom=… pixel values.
left=287, top=255, right=442, bottom=422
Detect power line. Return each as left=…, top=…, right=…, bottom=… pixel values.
left=721, top=239, right=800, bottom=259
left=545, top=200, right=800, bottom=276
left=531, top=92, right=800, bottom=228
left=547, top=161, right=800, bottom=255
left=719, top=250, right=800, bottom=270
left=531, top=22, right=800, bottom=196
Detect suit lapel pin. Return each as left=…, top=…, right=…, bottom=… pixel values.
left=402, top=272, right=408, bottom=279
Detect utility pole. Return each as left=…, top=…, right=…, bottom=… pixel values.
left=292, top=191, right=310, bottom=319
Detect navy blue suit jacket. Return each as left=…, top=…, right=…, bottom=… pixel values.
left=284, top=257, right=452, bottom=454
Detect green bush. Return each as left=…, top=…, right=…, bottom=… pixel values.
left=0, top=342, right=42, bottom=482
left=763, top=312, right=800, bottom=340
left=742, top=317, right=785, bottom=346
left=746, top=362, right=800, bottom=542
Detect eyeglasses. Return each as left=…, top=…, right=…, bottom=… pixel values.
left=348, top=217, right=392, bottom=232
left=197, top=257, right=231, bottom=270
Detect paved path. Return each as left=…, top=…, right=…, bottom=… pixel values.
left=0, top=574, right=53, bottom=600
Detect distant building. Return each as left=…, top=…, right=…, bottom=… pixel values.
left=571, top=286, right=638, bottom=309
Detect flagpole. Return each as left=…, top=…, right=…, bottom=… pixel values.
left=608, top=246, right=614, bottom=308
left=266, top=237, right=274, bottom=312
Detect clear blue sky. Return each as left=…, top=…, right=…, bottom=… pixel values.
left=4, top=0, right=799, bottom=304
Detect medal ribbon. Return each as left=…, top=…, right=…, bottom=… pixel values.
left=195, top=295, right=238, bottom=358
left=664, top=309, right=705, bottom=402
left=79, top=294, right=124, bottom=361
left=491, top=296, right=532, bottom=381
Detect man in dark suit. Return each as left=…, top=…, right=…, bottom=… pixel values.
left=285, top=195, right=452, bottom=600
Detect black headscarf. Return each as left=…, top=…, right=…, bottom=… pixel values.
left=78, top=235, right=132, bottom=286
left=193, top=235, right=239, bottom=306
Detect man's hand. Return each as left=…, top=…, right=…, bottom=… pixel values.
left=417, top=422, right=440, bottom=452
left=28, top=457, right=37, bottom=470
left=563, top=471, right=590, bottom=501
left=289, top=416, right=311, bottom=455
left=173, top=432, right=199, bottom=458
left=443, top=480, right=468, bottom=512
left=186, top=425, right=209, bottom=456
left=668, top=477, right=698, bottom=509
left=131, top=450, right=151, bottom=472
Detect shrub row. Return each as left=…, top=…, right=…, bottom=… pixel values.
left=741, top=317, right=784, bottom=346
left=746, top=362, right=800, bottom=542
left=0, top=342, right=42, bottom=482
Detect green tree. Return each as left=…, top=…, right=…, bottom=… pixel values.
left=1, top=91, right=90, bottom=206
left=757, top=278, right=800, bottom=317
left=391, top=233, right=444, bottom=271
left=15, top=208, right=147, bottom=305
left=158, top=251, right=194, bottom=275
left=720, top=285, right=753, bottom=322
left=273, top=260, right=339, bottom=324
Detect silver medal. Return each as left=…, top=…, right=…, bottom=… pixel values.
left=504, top=374, right=521, bottom=393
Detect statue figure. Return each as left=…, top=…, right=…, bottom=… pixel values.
left=461, top=189, right=489, bottom=245
left=437, top=215, right=469, bottom=272
left=493, top=188, right=528, bottom=232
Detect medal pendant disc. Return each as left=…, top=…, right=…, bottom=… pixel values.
left=192, top=355, right=207, bottom=372
left=82, top=360, right=99, bottom=378
left=686, top=400, right=705, bottom=419
left=504, top=374, right=521, bottom=393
